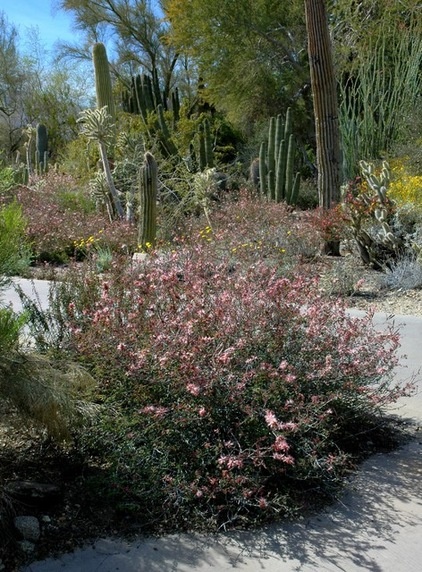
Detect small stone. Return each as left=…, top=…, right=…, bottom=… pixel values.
left=17, top=540, right=36, bottom=555
left=41, top=515, right=51, bottom=524
left=132, top=252, right=148, bottom=263
left=14, top=516, right=40, bottom=542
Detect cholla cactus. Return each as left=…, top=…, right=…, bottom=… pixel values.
left=345, top=160, right=404, bottom=269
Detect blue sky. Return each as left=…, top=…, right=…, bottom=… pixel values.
left=2, top=0, right=77, bottom=51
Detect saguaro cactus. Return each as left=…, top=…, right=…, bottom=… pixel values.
left=36, top=123, right=48, bottom=174
left=197, top=118, right=215, bottom=171
left=92, top=43, right=116, bottom=123
left=138, top=152, right=158, bottom=250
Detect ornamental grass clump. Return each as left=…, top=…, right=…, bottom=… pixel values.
left=47, top=242, right=410, bottom=531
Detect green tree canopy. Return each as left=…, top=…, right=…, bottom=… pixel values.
left=163, top=0, right=308, bottom=132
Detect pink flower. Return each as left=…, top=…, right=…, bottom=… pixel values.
left=273, top=453, right=295, bottom=464
left=186, top=383, right=200, bottom=396
left=265, top=410, right=280, bottom=429
left=259, top=497, right=268, bottom=509
left=199, top=407, right=206, bottom=417
left=138, top=405, right=168, bottom=418
left=273, top=435, right=290, bottom=452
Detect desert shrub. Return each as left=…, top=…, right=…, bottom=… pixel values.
left=9, top=175, right=137, bottom=264
left=0, top=167, right=17, bottom=194
left=39, top=238, right=409, bottom=530
left=0, top=201, right=32, bottom=278
left=380, top=256, right=422, bottom=291
left=178, top=191, right=322, bottom=264
left=0, top=286, right=97, bottom=441
left=389, top=158, right=422, bottom=210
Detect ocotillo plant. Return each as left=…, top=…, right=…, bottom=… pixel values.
left=259, top=108, right=300, bottom=205
left=138, top=152, right=158, bottom=250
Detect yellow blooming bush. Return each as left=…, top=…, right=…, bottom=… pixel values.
left=389, top=158, right=422, bottom=209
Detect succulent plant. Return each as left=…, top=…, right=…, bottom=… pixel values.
left=258, top=108, right=301, bottom=205
left=138, top=151, right=158, bottom=250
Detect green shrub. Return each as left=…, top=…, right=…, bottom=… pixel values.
left=0, top=201, right=32, bottom=278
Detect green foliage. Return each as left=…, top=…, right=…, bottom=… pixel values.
left=59, top=135, right=100, bottom=181
left=166, top=0, right=307, bottom=132
left=0, top=167, right=17, bottom=193
left=0, top=201, right=32, bottom=278
left=0, top=307, right=27, bottom=352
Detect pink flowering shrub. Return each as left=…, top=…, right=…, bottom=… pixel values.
left=48, top=241, right=410, bottom=530
left=8, top=175, right=137, bottom=263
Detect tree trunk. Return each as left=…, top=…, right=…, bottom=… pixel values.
left=305, top=0, right=342, bottom=255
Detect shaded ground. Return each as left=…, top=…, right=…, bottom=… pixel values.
left=0, top=399, right=413, bottom=572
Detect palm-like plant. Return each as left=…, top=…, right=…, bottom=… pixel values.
left=77, top=106, right=124, bottom=219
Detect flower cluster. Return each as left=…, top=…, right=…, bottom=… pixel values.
left=389, top=158, right=422, bottom=209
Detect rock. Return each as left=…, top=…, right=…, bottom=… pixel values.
left=5, top=480, right=61, bottom=507
left=14, top=516, right=40, bottom=542
left=132, top=252, right=148, bottom=263
left=17, top=540, right=36, bottom=555
left=41, top=515, right=51, bottom=524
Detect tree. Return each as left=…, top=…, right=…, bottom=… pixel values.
left=55, top=0, right=178, bottom=97
left=164, top=0, right=309, bottom=131
left=0, top=12, right=26, bottom=159
left=305, top=0, right=341, bottom=254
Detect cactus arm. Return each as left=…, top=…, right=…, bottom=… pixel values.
left=203, top=118, right=214, bottom=169
left=92, top=43, right=116, bottom=122
left=267, top=116, right=276, bottom=200
left=275, top=139, right=287, bottom=202
left=259, top=141, right=268, bottom=196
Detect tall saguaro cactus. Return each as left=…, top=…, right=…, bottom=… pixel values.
left=36, top=123, right=48, bottom=174
left=138, top=152, right=158, bottom=250
left=92, top=43, right=116, bottom=123
left=305, top=0, right=341, bottom=254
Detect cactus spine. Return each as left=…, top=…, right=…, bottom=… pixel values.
left=138, top=152, right=158, bottom=250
